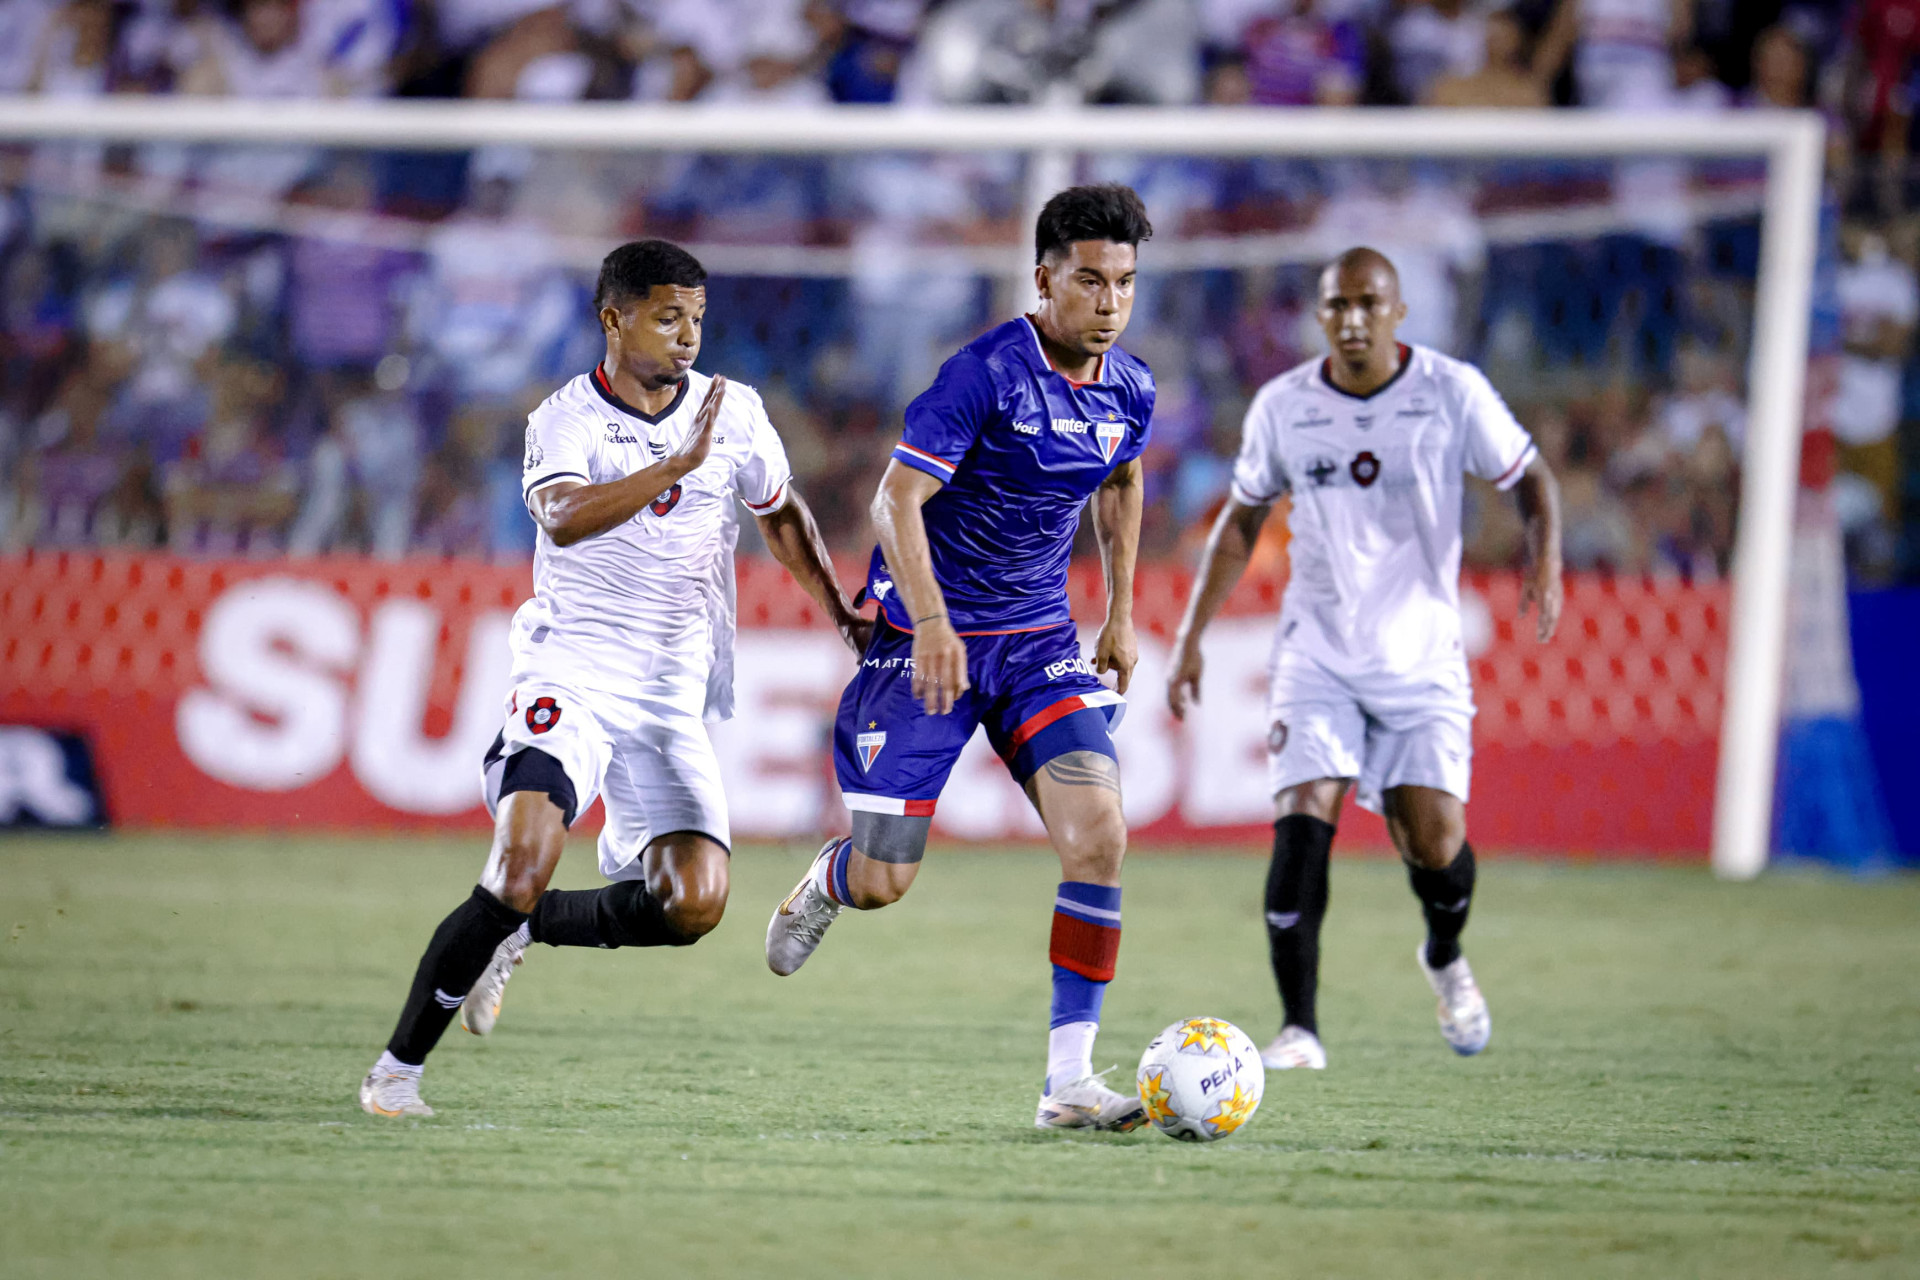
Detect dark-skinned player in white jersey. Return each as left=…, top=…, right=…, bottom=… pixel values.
left=1169, top=247, right=1563, bottom=1071
left=360, top=242, right=868, bottom=1117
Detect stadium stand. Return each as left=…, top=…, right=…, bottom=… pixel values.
left=0, top=0, right=1911, bottom=588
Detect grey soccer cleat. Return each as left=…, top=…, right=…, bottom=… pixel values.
left=461, top=928, right=528, bottom=1036
left=766, top=840, right=845, bottom=976
left=1260, top=1025, right=1327, bottom=1071
left=359, top=1065, right=433, bottom=1118
left=1417, top=946, right=1491, bottom=1056
left=1035, top=1069, right=1149, bottom=1132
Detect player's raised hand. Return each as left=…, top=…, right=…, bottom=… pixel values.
left=910, top=615, right=969, bottom=715
left=1167, top=637, right=1203, bottom=721
left=1093, top=617, right=1138, bottom=696
left=674, top=374, right=726, bottom=473
left=1519, top=562, right=1563, bottom=643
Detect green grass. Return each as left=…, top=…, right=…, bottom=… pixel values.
left=2, top=836, right=1918, bottom=1279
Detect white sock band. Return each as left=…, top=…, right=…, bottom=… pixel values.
left=1046, top=1021, right=1098, bottom=1093
left=375, top=1049, right=422, bottom=1077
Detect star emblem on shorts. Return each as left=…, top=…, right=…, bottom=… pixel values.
left=868, top=721, right=877, bottom=729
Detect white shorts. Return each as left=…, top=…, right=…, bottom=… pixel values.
left=482, top=670, right=730, bottom=882
left=1266, top=652, right=1475, bottom=814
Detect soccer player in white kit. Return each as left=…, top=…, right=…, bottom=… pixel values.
left=1168, top=248, right=1563, bottom=1072
left=360, top=241, right=869, bottom=1118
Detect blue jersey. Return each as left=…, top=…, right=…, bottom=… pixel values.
left=866, top=317, right=1156, bottom=634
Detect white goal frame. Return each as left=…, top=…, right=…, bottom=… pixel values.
left=0, top=98, right=1825, bottom=879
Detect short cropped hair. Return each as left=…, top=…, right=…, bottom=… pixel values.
left=595, top=239, right=708, bottom=311
left=1034, top=184, right=1153, bottom=265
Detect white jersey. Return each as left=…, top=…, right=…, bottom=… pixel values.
left=1231, top=344, right=1536, bottom=677
left=518, top=366, right=792, bottom=721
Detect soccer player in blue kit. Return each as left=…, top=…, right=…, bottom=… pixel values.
left=765, top=185, right=1156, bottom=1130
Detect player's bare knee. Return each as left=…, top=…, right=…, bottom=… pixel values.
left=486, top=830, right=563, bottom=912
left=1400, top=806, right=1466, bottom=869
left=846, top=812, right=927, bottom=908
left=847, top=856, right=915, bottom=909
left=1404, top=828, right=1464, bottom=871
left=1276, top=779, right=1347, bottom=824
left=1060, top=809, right=1127, bottom=883
left=493, top=840, right=558, bottom=913
left=662, top=886, right=726, bottom=940
left=645, top=833, right=730, bottom=941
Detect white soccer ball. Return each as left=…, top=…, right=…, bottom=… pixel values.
left=1136, top=1017, right=1265, bottom=1143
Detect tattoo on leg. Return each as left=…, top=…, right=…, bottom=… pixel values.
left=1040, top=751, right=1121, bottom=796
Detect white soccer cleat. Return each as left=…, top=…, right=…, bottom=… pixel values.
left=766, top=840, right=845, bottom=976
left=359, top=1066, right=433, bottom=1118
left=1417, top=946, right=1491, bottom=1056
left=1260, top=1025, right=1327, bottom=1071
left=1035, top=1068, right=1149, bottom=1132
left=461, top=930, right=527, bottom=1036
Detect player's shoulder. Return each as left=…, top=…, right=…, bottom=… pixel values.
left=1104, top=343, right=1156, bottom=400
left=690, top=368, right=765, bottom=414
left=1405, top=345, right=1497, bottom=398
left=1247, top=356, right=1328, bottom=417
left=949, top=317, right=1034, bottom=382
left=528, top=371, right=602, bottom=430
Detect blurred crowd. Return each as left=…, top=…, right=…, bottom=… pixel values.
left=2, top=0, right=1919, bottom=583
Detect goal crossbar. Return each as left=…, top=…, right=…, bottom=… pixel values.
left=0, top=98, right=1823, bottom=879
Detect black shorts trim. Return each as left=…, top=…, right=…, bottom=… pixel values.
left=486, top=732, right=579, bottom=827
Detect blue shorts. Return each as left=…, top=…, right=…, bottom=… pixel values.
left=833, top=620, right=1125, bottom=820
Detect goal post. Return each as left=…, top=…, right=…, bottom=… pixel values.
left=0, top=98, right=1825, bottom=877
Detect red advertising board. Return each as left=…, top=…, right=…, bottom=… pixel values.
left=0, top=552, right=1724, bottom=853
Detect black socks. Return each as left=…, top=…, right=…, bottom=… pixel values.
left=1407, top=843, right=1476, bottom=970
left=385, top=885, right=528, bottom=1066
left=1265, top=815, right=1335, bottom=1035
left=529, top=881, right=688, bottom=949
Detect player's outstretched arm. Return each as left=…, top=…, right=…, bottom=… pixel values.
left=871, top=460, right=968, bottom=716
left=1167, top=497, right=1273, bottom=720
left=755, top=486, right=872, bottom=655
left=1090, top=458, right=1144, bottom=694
left=531, top=376, right=727, bottom=547
left=1514, top=454, right=1564, bottom=643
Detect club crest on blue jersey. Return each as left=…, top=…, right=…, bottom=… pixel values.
left=857, top=730, right=886, bottom=771
left=1096, top=417, right=1125, bottom=464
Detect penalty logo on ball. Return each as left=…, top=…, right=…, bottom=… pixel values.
left=1136, top=1016, right=1265, bottom=1143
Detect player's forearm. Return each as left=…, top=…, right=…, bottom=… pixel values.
left=1175, top=500, right=1267, bottom=648
left=1515, top=458, right=1563, bottom=577
left=871, top=479, right=952, bottom=628
left=1093, top=461, right=1143, bottom=626
left=757, top=489, right=860, bottom=631
left=534, top=461, right=697, bottom=547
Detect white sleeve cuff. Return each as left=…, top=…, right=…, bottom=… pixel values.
left=1229, top=480, right=1284, bottom=507
left=1491, top=443, right=1536, bottom=491
left=742, top=478, right=790, bottom=515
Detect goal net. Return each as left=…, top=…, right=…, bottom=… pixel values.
left=0, top=101, right=1823, bottom=874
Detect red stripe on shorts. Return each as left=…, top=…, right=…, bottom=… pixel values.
left=1002, top=695, right=1090, bottom=758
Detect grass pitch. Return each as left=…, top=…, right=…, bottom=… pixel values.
left=2, top=836, right=1917, bottom=1279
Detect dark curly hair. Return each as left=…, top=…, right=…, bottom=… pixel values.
left=1034, top=184, right=1153, bottom=265
left=595, top=239, right=708, bottom=311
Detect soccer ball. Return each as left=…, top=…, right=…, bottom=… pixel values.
left=1136, top=1017, right=1265, bottom=1143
